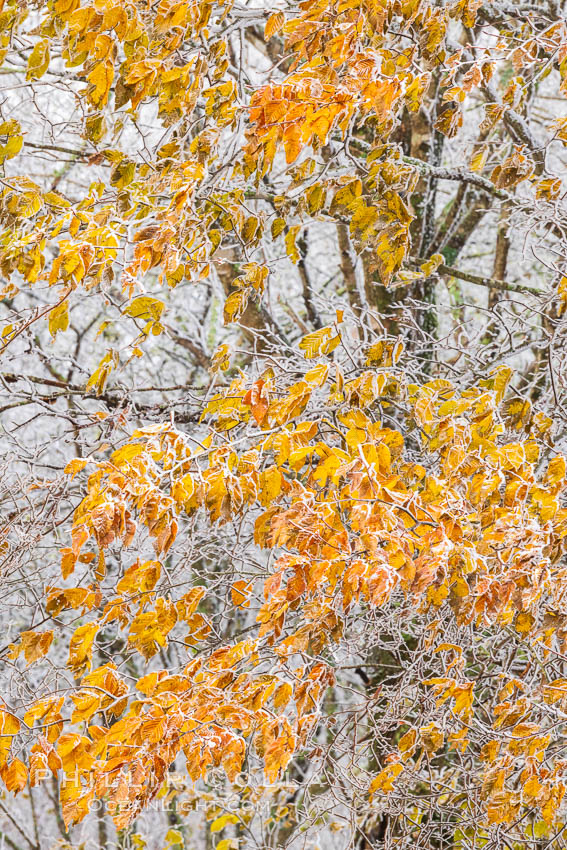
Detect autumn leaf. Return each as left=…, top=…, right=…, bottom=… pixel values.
left=231, top=580, right=251, bottom=608
left=1, top=759, right=28, bottom=793
left=124, top=296, right=165, bottom=322
left=369, top=764, right=403, bottom=796
left=9, top=630, right=53, bottom=665
left=68, top=623, right=99, bottom=677
left=27, top=40, right=50, bottom=80
left=210, top=814, right=239, bottom=832
left=265, top=12, right=285, bottom=40
left=48, top=299, right=69, bottom=338
left=87, top=61, right=114, bottom=107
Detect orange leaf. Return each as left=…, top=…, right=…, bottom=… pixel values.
left=265, top=11, right=284, bottom=40
left=1, top=758, right=28, bottom=793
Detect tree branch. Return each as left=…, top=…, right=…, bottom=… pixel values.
left=297, top=234, right=322, bottom=330
left=412, top=257, right=542, bottom=296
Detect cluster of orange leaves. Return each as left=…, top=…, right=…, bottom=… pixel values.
left=3, top=328, right=567, bottom=829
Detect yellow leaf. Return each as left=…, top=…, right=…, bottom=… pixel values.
left=11, top=630, right=53, bottom=665
left=1, top=758, right=28, bottom=793
left=56, top=733, right=94, bottom=774
left=68, top=622, right=99, bottom=676
left=117, top=560, right=161, bottom=595
left=1, top=136, right=22, bottom=161
left=398, top=729, right=416, bottom=760
left=448, top=728, right=468, bottom=752
left=307, top=184, right=326, bottom=215
left=299, top=327, right=333, bottom=359
left=70, top=691, right=102, bottom=724
left=257, top=466, right=281, bottom=506
left=87, top=60, right=114, bottom=107
left=283, top=125, right=302, bottom=163
left=211, top=343, right=231, bottom=373
left=0, top=120, right=23, bottom=164
left=480, top=740, right=500, bottom=763
left=273, top=682, right=292, bottom=711
left=231, top=580, right=251, bottom=608
left=242, top=215, right=259, bottom=243
left=223, top=289, right=249, bottom=324
left=523, top=775, right=542, bottom=798
left=271, top=217, right=286, bottom=239
left=434, top=103, right=463, bottom=138
left=369, top=763, right=403, bottom=796
left=265, top=11, right=285, bottom=40
left=64, top=458, right=87, bottom=478
left=546, top=456, right=566, bottom=487
left=470, top=148, right=488, bottom=172
left=304, top=364, right=329, bottom=387
left=6, top=188, right=43, bottom=218
left=27, top=39, right=50, bottom=80
left=420, top=254, right=443, bottom=276
left=543, top=678, right=567, bottom=705
left=110, top=443, right=145, bottom=465
left=0, top=711, right=20, bottom=737
left=420, top=723, right=444, bottom=754
left=515, top=610, right=534, bottom=636
left=124, top=296, right=165, bottom=322
left=44, top=191, right=71, bottom=208
left=285, top=226, right=300, bottom=264
left=210, top=813, right=239, bottom=832
left=86, top=351, right=118, bottom=395
left=452, top=682, right=474, bottom=716
left=48, top=300, right=69, bottom=338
